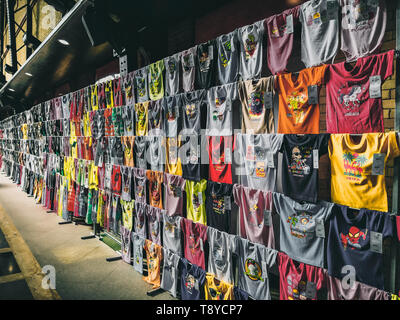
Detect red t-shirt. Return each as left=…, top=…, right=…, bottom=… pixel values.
left=326, top=50, right=394, bottom=134
left=208, top=136, right=234, bottom=185
left=278, top=252, right=326, bottom=301
left=111, top=165, right=122, bottom=195
left=181, top=217, right=208, bottom=270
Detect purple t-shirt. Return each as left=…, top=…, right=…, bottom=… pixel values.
left=233, top=184, right=275, bottom=248
left=163, top=173, right=186, bottom=216
left=327, top=205, right=394, bottom=290
left=265, top=5, right=301, bottom=75
left=179, top=257, right=206, bottom=300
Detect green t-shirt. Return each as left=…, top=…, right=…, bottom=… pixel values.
left=185, top=179, right=207, bottom=225
left=149, top=59, right=165, bottom=101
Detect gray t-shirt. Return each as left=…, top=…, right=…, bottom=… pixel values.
left=162, top=213, right=182, bottom=255
left=135, top=66, right=149, bottom=103
left=163, top=173, right=186, bottom=216
left=216, top=31, right=240, bottom=85
left=207, top=227, right=235, bottom=284
left=181, top=46, right=197, bottom=92
left=147, top=136, right=164, bottom=172
left=237, top=20, right=265, bottom=80
left=132, top=167, right=147, bottom=203
left=340, top=0, right=386, bottom=62
left=134, top=136, right=148, bottom=170
left=122, top=105, right=135, bottom=136
left=164, top=53, right=181, bottom=96
left=300, top=0, right=339, bottom=68
left=146, top=206, right=164, bottom=246
left=206, top=82, right=238, bottom=136
left=232, top=236, right=277, bottom=300
left=134, top=201, right=147, bottom=239
left=148, top=99, right=164, bottom=136
left=237, top=133, right=283, bottom=191
left=164, top=95, right=181, bottom=138
left=181, top=90, right=206, bottom=135
left=273, top=192, right=334, bottom=268
left=123, top=71, right=136, bottom=106
left=161, top=248, right=180, bottom=298
left=132, top=232, right=145, bottom=274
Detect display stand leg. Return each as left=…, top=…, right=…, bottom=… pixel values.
left=146, top=287, right=163, bottom=297
left=81, top=235, right=96, bottom=240
left=106, top=256, right=122, bottom=262
left=59, top=221, right=72, bottom=225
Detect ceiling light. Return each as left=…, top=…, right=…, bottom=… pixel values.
left=137, top=26, right=147, bottom=33
left=58, top=39, right=70, bottom=46
left=25, top=72, right=33, bottom=77
left=8, top=88, right=15, bottom=92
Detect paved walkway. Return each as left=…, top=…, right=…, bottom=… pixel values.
left=0, top=173, right=174, bottom=300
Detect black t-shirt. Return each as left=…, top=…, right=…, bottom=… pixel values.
left=180, top=134, right=207, bottom=182
left=280, top=134, right=330, bottom=203
left=205, top=181, right=233, bottom=233
left=195, top=40, right=217, bottom=90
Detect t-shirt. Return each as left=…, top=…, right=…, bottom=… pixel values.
left=232, top=236, right=277, bottom=300
left=146, top=206, right=164, bottom=246
left=181, top=90, right=206, bottom=135
left=111, top=165, right=122, bottom=195
left=207, top=227, right=235, bottom=284
left=148, top=136, right=164, bottom=173
left=185, top=179, right=207, bottom=225
left=135, top=102, right=149, bottom=137
left=204, top=273, right=234, bottom=300
left=277, top=252, right=327, bottom=300
left=325, top=50, right=394, bottom=134
left=329, top=133, right=400, bottom=212
left=164, top=53, right=180, bottom=97
left=146, top=170, right=163, bottom=209
left=276, top=65, right=327, bottom=134
left=181, top=46, right=197, bottom=92
left=233, top=184, right=275, bottom=248
left=265, top=6, right=301, bottom=75
left=105, top=80, right=114, bottom=109
left=207, top=136, right=234, bottom=185
left=122, top=136, right=135, bottom=167
left=206, top=83, right=238, bottom=136
left=238, top=77, right=275, bottom=134
left=179, top=257, right=207, bottom=300
left=299, top=0, right=340, bottom=68
left=163, top=173, right=185, bottom=216
left=237, top=133, right=283, bottom=192
left=134, top=201, right=147, bottom=239
left=326, top=275, right=391, bottom=300
left=122, top=105, right=135, bottom=137
left=161, top=248, right=180, bottom=298
left=143, top=240, right=163, bottom=289
left=135, top=66, right=149, bottom=103
left=162, top=213, right=182, bottom=255
left=195, top=40, right=216, bottom=89
left=120, top=226, right=132, bottom=264
left=122, top=71, right=135, bottom=106
left=148, top=59, right=165, bottom=101
left=340, top=0, right=386, bottom=62
left=164, top=95, right=181, bottom=138
left=120, top=198, right=134, bottom=231
left=205, top=181, right=233, bottom=233
left=132, top=167, right=147, bottom=204
left=181, top=135, right=203, bottom=182
left=132, top=232, right=145, bottom=274
left=327, top=205, right=394, bottom=290
left=113, top=77, right=123, bottom=107
left=280, top=134, right=330, bottom=203
left=216, top=31, right=240, bottom=85
left=273, top=192, right=334, bottom=268
left=237, top=20, right=265, bottom=80
left=165, top=137, right=182, bottom=176
left=181, top=217, right=208, bottom=270
left=148, top=99, right=164, bottom=136
left=234, top=287, right=250, bottom=300
left=134, top=136, right=148, bottom=170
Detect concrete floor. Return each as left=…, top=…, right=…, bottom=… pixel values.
left=0, top=173, right=175, bottom=300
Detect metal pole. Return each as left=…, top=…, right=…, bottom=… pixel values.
left=26, top=0, right=32, bottom=59
left=5, top=0, right=17, bottom=73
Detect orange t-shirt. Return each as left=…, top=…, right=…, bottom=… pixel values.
left=276, top=65, right=327, bottom=134
left=143, top=240, right=163, bottom=289
left=146, top=170, right=164, bottom=209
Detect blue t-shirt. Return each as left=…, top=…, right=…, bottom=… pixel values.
left=327, top=205, right=394, bottom=290
left=179, top=258, right=206, bottom=300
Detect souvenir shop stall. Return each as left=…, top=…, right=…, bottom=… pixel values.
left=1, top=0, right=400, bottom=300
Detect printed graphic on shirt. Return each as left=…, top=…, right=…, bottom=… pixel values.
left=247, top=204, right=263, bottom=229
left=151, top=181, right=161, bottom=207
left=338, top=84, right=367, bottom=116
left=136, top=104, right=147, bottom=132
left=211, top=193, right=226, bottom=215
left=244, top=258, right=264, bottom=282
left=346, top=0, right=379, bottom=30
left=305, top=10, right=327, bottom=26
left=208, top=287, right=226, bottom=300
left=341, top=226, right=368, bottom=250
left=185, top=274, right=197, bottom=294
left=289, top=146, right=312, bottom=177
left=212, top=245, right=225, bottom=270
left=150, top=66, right=162, bottom=97
left=246, top=145, right=267, bottom=178
left=286, top=275, right=315, bottom=300
left=136, top=213, right=145, bottom=231
left=287, top=212, right=315, bottom=239
left=182, top=54, right=193, bottom=72
left=185, top=104, right=197, bottom=120
left=165, top=220, right=177, bottom=234
left=199, top=51, right=211, bottom=72
left=287, top=91, right=308, bottom=124
left=169, top=184, right=181, bottom=197
left=137, top=78, right=147, bottom=98
left=220, top=40, right=232, bottom=68
left=343, top=152, right=368, bottom=182
left=247, top=91, right=264, bottom=118
left=167, top=59, right=177, bottom=76
left=136, top=179, right=146, bottom=199
left=244, top=34, right=257, bottom=60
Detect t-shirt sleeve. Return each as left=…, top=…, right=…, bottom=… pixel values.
left=265, top=247, right=278, bottom=269
left=387, top=132, right=400, bottom=160
left=380, top=49, right=395, bottom=81
left=382, top=212, right=395, bottom=239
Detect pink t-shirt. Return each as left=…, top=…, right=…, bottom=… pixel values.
left=326, top=50, right=394, bottom=134
left=163, top=173, right=186, bottom=216
left=233, top=184, right=275, bottom=248
left=278, top=252, right=326, bottom=301
left=181, top=217, right=207, bottom=270
left=265, top=6, right=301, bottom=75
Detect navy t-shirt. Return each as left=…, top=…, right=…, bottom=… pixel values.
left=327, top=205, right=394, bottom=290
left=205, top=181, right=233, bottom=233
left=179, top=257, right=206, bottom=300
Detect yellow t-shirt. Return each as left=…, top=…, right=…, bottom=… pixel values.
left=21, top=124, right=28, bottom=140
left=204, top=273, right=234, bottom=300
left=105, top=80, right=114, bottom=109
left=185, top=179, right=207, bottom=225
left=88, top=162, right=98, bottom=190
left=135, top=102, right=149, bottom=136
left=91, top=84, right=99, bottom=111
left=120, top=199, right=134, bottom=231
left=329, top=133, right=400, bottom=212
left=165, top=137, right=182, bottom=176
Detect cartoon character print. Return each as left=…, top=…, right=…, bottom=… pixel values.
left=167, top=105, right=177, bottom=122
left=212, top=245, right=225, bottom=269
left=151, top=220, right=159, bottom=239
left=185, top=274, right=197, bottom=294
left=338, top=84, right=368, bottom=116
left=136, top=103, right=147, bottom=133
left=167, top=59, right=177, bottom=77
left=289, top=146, right=311, bottom=177
left=192, top=193, right=201, bottom=212
left=182, top=53, right=193, bottom=72
left=150, top=66, right=161, bottom=97
left=199, top=50, right=211, bottom=72
left=247, top=91, right=265, bottom=118
left=305, top=8, right=328, bottom=26
left=287, top=212, right=314, bottom=239
left=151, top=180, right=161, bottom=206
left=165, top=220, right=177, bottom=235
left=136, top=77, right=147, bottom=98
left=248, top=203, right=263, bottom=229
left=212, top=97, right=226, bottom=122
left=346, top=0, right=379, bottom=30
left=136, top=179, right=145, bottom=200
left=287, top=91, right=308, bottom=124
left=287, top=275, right=314, bottom=300
left=188, top=234, right=200, bottom=255
left=148, top=243, right=158, bottom=272
left=220, top=40, right=232, bottom=68
left=168, top=141, right=178, bottom=164
left=244, top=33, right=257, bottom=60
left=134, top=243, right=142, bottom=266
left=343, top=152, right=368, bottom=182
left=185, top=104, right=197, bottom=120
left=341, top=226, right=368, bottom=250
left=208, top=287, right=225, bottom=300
left=244, top=258, right=264, bottom=282
left=211, top=193, right=225, bottom=215
left=169, top=183, right=181, bottom=198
